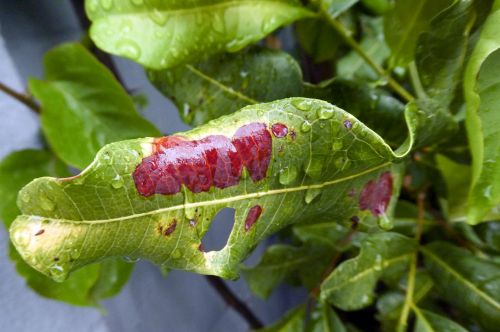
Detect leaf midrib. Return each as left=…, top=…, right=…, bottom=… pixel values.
left=421, top=247, right=500, bottom=311
left=28, top=162, right=391, bottom=225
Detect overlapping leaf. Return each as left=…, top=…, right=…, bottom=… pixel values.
left=413, top=308, right=468, bottom=332
left=464, top=0, right=500, bottom=224
left=421, top=242, right=500, bottom=331
left=29, top=43, right=159, bottom=169
left=85, top=0, right=313, bottom=69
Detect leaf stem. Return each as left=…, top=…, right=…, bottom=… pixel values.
left=318, top=7, right=414, bottom=103
left=0, top=81, right=40, bottom=113
left=408, top=61, right=427, bottom=99
left=397, top=191, right=426, bottom=332
left=205, top=276, right=263, bottom=329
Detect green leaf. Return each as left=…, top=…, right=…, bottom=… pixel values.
left=148, top=47, right=303, bottom=126
left=0, top=149, right=133, bottom=306
left=413, top=308, right=468, bottom=332
left=415, top=0, right=476, bottom=108
left=295, top=17, right=341, bottom=63
left=321, top=0, right=359, bottom=18
left=292, top=222, right=355, bottom=251
left=85, top=0, right=313, bottom=69
left=361, top=0, right=391, bottom=14
left=464, top=1, right=500, bottom=224
left=241, top=244, right=320, bottom=298
left=9, top=95, right=450, bottom=282
left=29, top=43, right=160, bottom=169
left=337, top=16, right=389, bottom=82
left=421, top=242, right=500, bottom=331
left=306, top=303, right=346, bottom=332
left=320, top=232, right=417, bottom=310
left=384, top=0, right=453, bottom=67
left=258, top=305, right=305, bottom=332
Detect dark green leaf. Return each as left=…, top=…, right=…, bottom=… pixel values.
left=29, top=43, right=159, bottom=169
left=86, top=0, right=313, bottom=69
left=415, top=0, right=476, bottom=108
left=464, top=1, right=500, bottom=223
left=413, top=308, right=468, bottom=332
left=295, top=18, right=341, bottom=63
left=320, top=232, right=417, bottom=310
left=384, top=0, right=453, bottom=67
left=321, top=0, right=359, bottom=18
left=421, top=242, right=500, bottom=331
left=361, top=0, right=391, bottom=14
left=148, top=47, right=303, bottom=126
left=306, top=303, right=346, bottom=332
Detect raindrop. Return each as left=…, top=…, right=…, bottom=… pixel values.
left=100, top=0, right=113, bottom=10
left=149, top=8, right=169, bottom=26
left=305, top=159, right=323, bottom=178
left=377, top=214, right=393, bottom=230
left=292, top=99, right=312, bottom=112
left=279, top=166, right=298, bottom=185
left=12, top=230, right=30, bottom=247
left=317, top=107, right=334, bottom=119
left=111, top=174, right=124, bottom=189
left=123, top=256, right=140, bottom=263
left=301, top=121, right=312, bottom=133
left=305, top=188, right=322, bottom=204
left=48, top=264, right=68, bottom=282
left=116, top=40, right=141, bottom=60
left=40, top=194, right=55, bottom=212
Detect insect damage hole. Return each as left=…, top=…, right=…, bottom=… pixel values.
left=201, top=208, right=235, bottom=252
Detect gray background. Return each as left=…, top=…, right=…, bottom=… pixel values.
left=0, top=1, right=304, bottom=331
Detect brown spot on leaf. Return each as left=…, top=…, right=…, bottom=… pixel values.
left=244, top=205, right=263, bottom=232
left=34, top=229, right=45, bottom=236
left=164, top=220, right=177, bottom=236
left=359, top=172, right=393, bottom=216
left=53, top=257, right=60, bottom=262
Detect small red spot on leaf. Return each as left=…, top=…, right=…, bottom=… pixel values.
left=271, top=123, right=288, bottom=138
left=359, top=172, right=393, bottom=216
left=289, top=130, right=297, bottom=140
left=133, top=123, right=272, bottom=196
left=164, top=220, right=177, bottom=236
left=244, top=205, right=263, bottom=232
left=34, top=229, right=45, bottom=236
left=198, top=243, right=205, bottom=252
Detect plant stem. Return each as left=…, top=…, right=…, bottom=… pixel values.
left=318, top=8, right=414, bottom=103
left=0, top=81, right=40, bottom=113
left=408, top=61, right=427, bottom=99
left=205, top=276, right=263, bottom=329
left=397, top=192, right=426, bottom=332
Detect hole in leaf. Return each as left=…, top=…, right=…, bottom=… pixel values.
left=201, top=208, right=235, bottom=251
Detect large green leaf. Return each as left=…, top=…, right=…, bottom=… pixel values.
left=464, top=0, right=500, bottom=224
left=258, top=305, right=305, bottom=332
left=384, top=0, right=453, bottom=68
left=148, top=47, right=303, bottom=126
left=85, top=0, right=313, bottom=69
left=421, top=242, right=500, bottom=331
left=413, top=308, right=468, bottom=332
left=415, top=0, right=475, bottom=109
left=306, top=303, right=346, bottom=332
left=29, top=43, right=159, bottom=169
left=9, top=95, right=453, bottom=282
left=150, top=47, right=407, bottom=144
left=320, top=232, right=417, bottom=310
left=0, top=150, right=133, bottom=306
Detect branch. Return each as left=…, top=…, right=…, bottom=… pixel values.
left=318, top=7, right=415, bottom=103
left=0, top=81, right=40, bottom=113
left=205, top=276, right=263, bottom=329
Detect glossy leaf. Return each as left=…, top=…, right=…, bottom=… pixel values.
left=337, top=16, right=389, bottom=82
left=148, top=47, right=303, bottom=126
left=361, top=0, right=391, bottom=14
left=464, top=1, right=500, bottom=224
left=320, top=232, right=416, bottom=310
left=295, top=18, right=341, bottom=63
left=150, top=47, right=407, bottom=144
left=29, top=43, right=159, bottom=169
left=0, top=149, right=133, bottom=306
left=413, top=308, right=468, bottom=332
left=85, top=0, right=313, bottom=69
left=421, top=242, right=500, bottom=331
left=415, top=0, right=475, bottom=108
left=10, top=94, right=452, bottom=282
left=384, top=0, right=453, bottom=67
left=321, top=0, right=359, bottom=18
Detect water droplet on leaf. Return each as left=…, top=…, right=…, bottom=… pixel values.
left=279, top=166, right=298, bottom=185
left=116, top=40, right=141, bottom=60
left=317, top=107, right=334, bottom=119
left=100, top=0, right=113, bottom=10
left=305, top=188, right=322, bottom=204
left=301, top=121, right=312, bottom=133
left=111, top=175, right=124, bottom=189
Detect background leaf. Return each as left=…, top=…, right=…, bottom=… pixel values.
left=320, top=232, right=416, bottom=310
left=29, top=43, right=159, bottom=169
left=384, top=0, right=453, bottom=68
left=421, top=242, right=500, bottom=331
left=258, top=305, right=305, bottom=332
left=306, top=303, right=346, bottom=332
left=86, top=0, right=313, bottom=69
left=413, top=308, right=468, bottom=332
left=464, top=1, right=500, bottom=223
